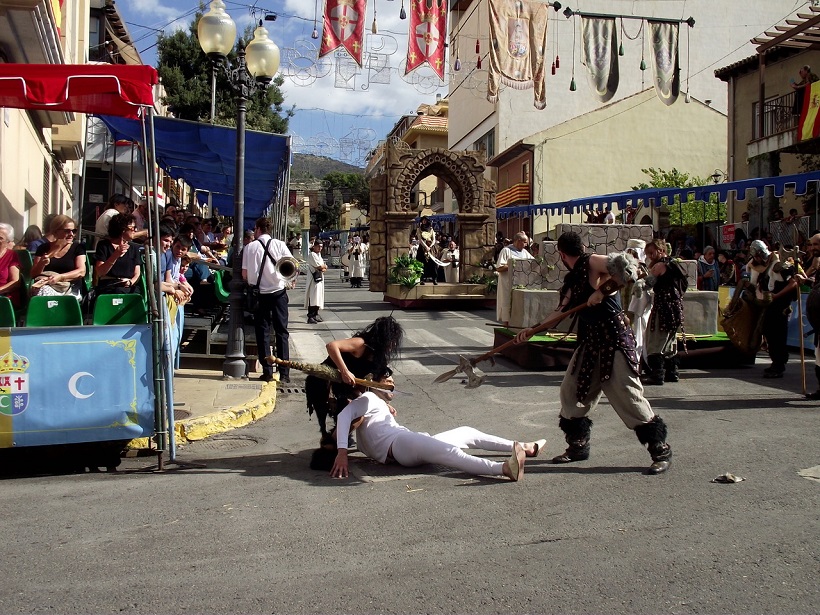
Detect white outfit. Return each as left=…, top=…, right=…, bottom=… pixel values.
left=241, top=234, right=293, bottom=292
left=495, top=245, right=534, bottom=324
left=94, top=208, right=119, bottom=247
left=336, top=392, right=514, bottom=476
left=627, top=280, right=653, bottom=361
left=304, top=251, right=325, bottom=309
left=604, top=211, right=616, bottom=224
left=348, top=244, right=366, bottom=278
left=442, top=248, right=460, bottom=283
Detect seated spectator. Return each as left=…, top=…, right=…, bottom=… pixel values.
left=164, top=235, right=195, bottom=301
left=94, top=213, right=142, bottom=295
left=30, top=215, right=86, bottom=298
left=784, top=208, right=800, bottom=224
left=697, top=246, right=721, bottom=291
left=0, top=223, right=22, bottom=309
left=19, top=225, right=44, bottom=253
left=94, top=194, right=133, bottom=247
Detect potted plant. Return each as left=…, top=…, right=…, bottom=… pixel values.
left=388, top=255, right=424, bottom=289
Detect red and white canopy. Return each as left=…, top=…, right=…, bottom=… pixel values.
left=0, top=64, right=158, bottom=118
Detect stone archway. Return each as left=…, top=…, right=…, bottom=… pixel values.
left=368, top=140, right=496, bottom=292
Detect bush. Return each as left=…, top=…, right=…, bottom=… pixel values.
left=388, top=255, right=424, bottom=289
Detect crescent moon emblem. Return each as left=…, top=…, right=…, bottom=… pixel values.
left=68, top=372, right=94, bottom=399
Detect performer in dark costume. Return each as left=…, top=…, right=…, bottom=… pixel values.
left=513, top=231, right=672, bottom=474
left=747, top=240, right=799, bottom=379
left=642, top=238, right=688, bottom=385
left=304, top=316, right=404, bottom=439
left=416, top=216, right=439, bottom=285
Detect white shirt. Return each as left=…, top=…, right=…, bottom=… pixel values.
left=335, top=392, right=409, bottom=463
left=241, top=234, right=293, bottom=293
left=95, top=208, right=119, bottom=237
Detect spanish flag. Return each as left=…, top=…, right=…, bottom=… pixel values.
left=799, top=81, right=820, bottom=141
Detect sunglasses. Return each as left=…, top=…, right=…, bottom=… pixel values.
left=62, top=228, right=76, bottom=234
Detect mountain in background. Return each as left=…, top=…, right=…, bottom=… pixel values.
left=291, top=153, right=364, bottom=181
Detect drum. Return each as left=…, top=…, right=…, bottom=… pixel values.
left=721, top=282, right=768, bottom=356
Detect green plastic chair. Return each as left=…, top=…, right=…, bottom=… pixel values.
left=84, top=252, right=95, bottom=294
left=0, top=296, right=16, bottom=327
left=14, top=249, right=32, bottom=279
left=212, top=269, right=231, bottom=304
left=25, top=295, right=83, bottom=327
left=92, top=294, right=148, bottom=325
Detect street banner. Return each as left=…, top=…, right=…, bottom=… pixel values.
left=488, top=0, right=550, bottom=110
left=405, top=0, right=447, bottom=80
left=582, top=17, right=619, bottom=103
left=649, top=20, right=680, bottom=105
left=0, top=325, right=155, bottom=448
left=799, top=81, right=820, bottom=141
left=320, top=0, right=367, bottom=67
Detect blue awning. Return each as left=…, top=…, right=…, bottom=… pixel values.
left=99, top=115, right=290, bottom=223
left=497, top=170, right=820, bottom=218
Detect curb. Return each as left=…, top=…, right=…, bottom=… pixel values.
left=127, top=381, right=278, bottom=450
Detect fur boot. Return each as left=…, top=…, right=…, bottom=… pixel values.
left=552, top=416, right=592, bottom=463
left=634, top=416, right=672, bottom=474
left=664, top=356, right=679, bottom=383
left=642, top=354, right=665, bottom=385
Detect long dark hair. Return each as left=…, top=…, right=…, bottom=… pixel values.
left=355, top=316, right=404, bottom=375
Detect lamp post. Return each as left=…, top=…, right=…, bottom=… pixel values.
left=198, top=0, right=280, bottom=379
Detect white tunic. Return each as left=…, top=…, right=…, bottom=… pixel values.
left=495, top=246, right=534, bottom=323
left=349, top=245, right=366, bottom=277
left=442, top=248, right=460, bottom=283
left=304, top=251, right=325, bottom=309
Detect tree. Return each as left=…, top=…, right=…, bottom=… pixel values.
left=156, top=11, right=292, bottom=134
left=632, top=167, right=721, bottom=227
left=315, top=172, right=370, bottom=230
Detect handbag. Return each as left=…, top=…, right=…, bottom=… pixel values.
left=312, top=270, right=324, bottom=283
left=31, top=271, right=72, bottom=296
left=244, top=238, right=273, bottom=312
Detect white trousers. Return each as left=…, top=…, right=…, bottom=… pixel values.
left=389, top=426, right=514, bottom=476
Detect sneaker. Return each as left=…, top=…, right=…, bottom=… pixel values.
left=259, top=373, right=273, bottom=382
left=307, top=317, right=318, bottom=324
left=314, top=315, right=324, bottom=322
left=280, top=375, right=290, bottom=384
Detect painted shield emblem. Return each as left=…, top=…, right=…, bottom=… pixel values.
left=507, top=19, right=529, bottom=59
left=329, top=3, right=360, bottom=42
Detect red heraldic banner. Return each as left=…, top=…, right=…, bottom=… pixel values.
left=406, top=0, right=447, bottom=80
left=320, top=0, right=367, bottom=67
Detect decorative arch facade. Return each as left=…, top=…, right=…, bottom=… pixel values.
left=368, top=141, right=496, bottom=292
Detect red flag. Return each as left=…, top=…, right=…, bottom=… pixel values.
left=319, top=0, right=367, bottom=67
left=405, top=0, right=447, bottom=80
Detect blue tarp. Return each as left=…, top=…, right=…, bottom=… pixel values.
left=496, top=170, right=820, bottom=219
left=99, top=115, right=290, bottom=222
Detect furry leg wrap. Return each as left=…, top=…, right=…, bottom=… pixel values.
left=554, top=416, right=592, bottom=462
left=634, top=416, right=672, bottom=462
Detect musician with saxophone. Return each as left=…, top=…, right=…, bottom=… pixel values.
left=242, top=217, right=294, bottom=383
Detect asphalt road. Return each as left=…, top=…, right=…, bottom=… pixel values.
left=1, top=274, right=818, bottom=614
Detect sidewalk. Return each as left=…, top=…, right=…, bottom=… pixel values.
left=169, top=368, right=280, bottom=444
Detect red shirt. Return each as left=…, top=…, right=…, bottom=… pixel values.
left=0, top=249, right=21, bottom=307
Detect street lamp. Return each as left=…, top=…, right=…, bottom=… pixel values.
left=198, top=0, right=281, bottom=379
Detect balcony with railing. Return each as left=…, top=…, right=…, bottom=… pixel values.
left=749, top=90, right=800, bottom=157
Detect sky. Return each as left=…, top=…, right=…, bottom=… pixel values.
left=116, top=0, right=811, bottom=169
left=117, top=0, right=448, bottom=168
